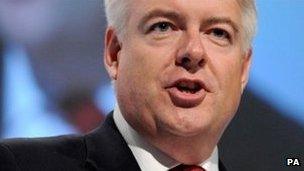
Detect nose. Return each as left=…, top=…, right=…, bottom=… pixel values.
left=175, top=31, right=207, bottom=73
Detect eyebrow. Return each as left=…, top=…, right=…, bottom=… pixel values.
left=202, top=17, right=240, bottom=33
left=137, top=9, right=240, bottom=33
left=138, top=9, right=186, bottom=31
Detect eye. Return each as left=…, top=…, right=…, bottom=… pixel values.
left=206, top=28, right=233, bottom=45
left=209, top=28, right=231, bottom=40
left=148, top=21, right=176, bottom=33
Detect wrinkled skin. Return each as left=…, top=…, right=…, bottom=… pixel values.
left=105, top=0, right=252, bottom=164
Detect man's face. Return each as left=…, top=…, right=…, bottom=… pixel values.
left=107, top=0, right=251, bottom=141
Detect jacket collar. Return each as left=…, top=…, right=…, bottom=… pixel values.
left=84, top=112, right=227, bottom=171
left=84, top=112, right=141, bottom=171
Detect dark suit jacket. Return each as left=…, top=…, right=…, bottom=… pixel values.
left=0, top=113, right=227, bottom=171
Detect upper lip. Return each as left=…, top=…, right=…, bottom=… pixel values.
left=165, top=78, right=209, bottom=92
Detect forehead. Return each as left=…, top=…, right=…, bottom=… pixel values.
left=128, top=0, right=242, bottom=24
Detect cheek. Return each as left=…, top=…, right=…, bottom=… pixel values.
left=115, top=41, right=175, bottom=131
left=206, top=44, right=243, bottom=91
left=207, top=58, right=244, bottom=133
left=123, top=40, right=174, bottom=83
left=116, top=40, right=172, bottom=104
left=222, top=66, right=243, bottom=116
left=208, top=49, right=244, bottom=111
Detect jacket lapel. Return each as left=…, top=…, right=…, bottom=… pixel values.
left=84, top=112, right=141, bottom=171
left=219, top=159, right=227, bottom=171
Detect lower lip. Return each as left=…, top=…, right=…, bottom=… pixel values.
left=166, top=87, right=207, bottom=108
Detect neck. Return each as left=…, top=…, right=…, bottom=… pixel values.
left=114, top=106, right=218, bottom=167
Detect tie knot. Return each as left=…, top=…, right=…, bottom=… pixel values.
left=169, top=164, right=206, bottom=171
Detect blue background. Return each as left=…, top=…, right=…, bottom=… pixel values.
left=250, top=0, right=304, bottom=125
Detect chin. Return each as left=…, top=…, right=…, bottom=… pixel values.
left=166, top=115, right=212, bottom=137
left=153, top=97, right=214, bottom=136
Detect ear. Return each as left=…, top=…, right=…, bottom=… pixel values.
left=240, top=48, right=252, bottom=93
left=104, top=27, right=121, bottom=80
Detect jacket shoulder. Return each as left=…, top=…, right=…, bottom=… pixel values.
left=0, top=135, right=88, bottom=171
left=0, top=143, right=19, bottom=170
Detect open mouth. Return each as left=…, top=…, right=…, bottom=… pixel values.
left=166, top=79, right=207, bottom=108
left=175, top=80, right=202, bottom=94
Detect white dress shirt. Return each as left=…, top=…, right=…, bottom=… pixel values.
left=113, top=105, right=219, bottom=171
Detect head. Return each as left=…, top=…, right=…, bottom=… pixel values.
left=104, top=0, right=257, bottom=51
left=104, top=0, right=256, bottom=163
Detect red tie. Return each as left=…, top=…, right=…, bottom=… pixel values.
left=169, top=164, right=206, bottom=171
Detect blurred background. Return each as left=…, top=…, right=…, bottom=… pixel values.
left=0, top=0, right=303, bottom=171
left=0, top=0, right=116, bottom=137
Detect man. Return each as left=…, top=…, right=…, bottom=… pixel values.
left=0, top=0, right=257, bottom=170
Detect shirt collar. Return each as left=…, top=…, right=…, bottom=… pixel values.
left=113, top=104, right=219, bottom=171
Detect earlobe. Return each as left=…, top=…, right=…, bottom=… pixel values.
left=241, top=48, right=252, bottom=93
left=104, top=27, right=121, bottom=80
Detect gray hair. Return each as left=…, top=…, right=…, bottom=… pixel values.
left=103, top=0, right=257, bottom=51
left=103, top=0, right=130, bottom=39
left=236, top=0, right=257, bottom=51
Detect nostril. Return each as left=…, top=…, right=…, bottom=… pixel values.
left=198, top=58, right=205, bottom=67
left=181, top=57, right=190, bottom=64
left=175, top=56, right=192, bottom=71
left=180, top=56, right=192, bottom=71
left=175, top=53, right=204, bottom=73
